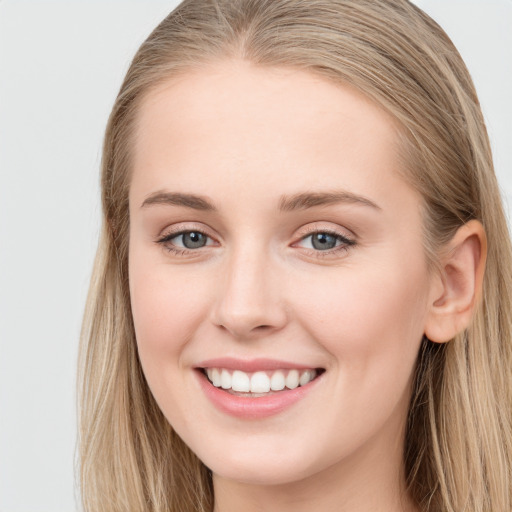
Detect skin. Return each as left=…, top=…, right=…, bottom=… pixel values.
left=128, top=60, right=484, bottom=512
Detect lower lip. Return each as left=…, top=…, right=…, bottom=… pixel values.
left=196, top=370, right=322, bottom=419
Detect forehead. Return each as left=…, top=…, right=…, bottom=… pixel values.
left=130, top=59, right=415, bottom=215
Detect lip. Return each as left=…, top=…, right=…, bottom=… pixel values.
left=195, top=364, right=324, bottom=420
left=196, top=357, right=319, bottom=372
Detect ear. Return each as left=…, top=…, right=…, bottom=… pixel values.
left=424, top=220, right=487, bottom=343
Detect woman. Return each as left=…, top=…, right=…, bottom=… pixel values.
left=78, top=1, right=512, bottom=510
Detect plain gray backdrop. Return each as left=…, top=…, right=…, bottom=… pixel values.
left=0, top=1, right=511, bottom=510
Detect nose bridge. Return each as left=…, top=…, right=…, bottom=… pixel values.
left=211, top=242, right=287, bottom=338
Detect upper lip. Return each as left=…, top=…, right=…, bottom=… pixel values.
left=195, top=357, right=323, bottom=373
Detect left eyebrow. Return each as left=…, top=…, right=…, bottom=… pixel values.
left=278, top=190, right=381, bottom=212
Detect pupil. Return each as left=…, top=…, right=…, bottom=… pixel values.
left=183, top=232, right=206, bottom=249
left=312, top=233, right=337, bottom=250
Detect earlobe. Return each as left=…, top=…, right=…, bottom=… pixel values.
left=424, top=220, right=487, bottom=343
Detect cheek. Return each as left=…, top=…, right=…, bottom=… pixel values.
left=129, top=253, right=213, bottom=370
left=283, top=260, right=430, bottom=450
left=292, top=259, right=429, bottom=372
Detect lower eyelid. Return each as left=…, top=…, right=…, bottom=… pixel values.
left=304, top=246, right=352, bottom=258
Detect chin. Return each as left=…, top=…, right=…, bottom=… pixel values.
left=211, top=460, right=313, bottom=486
left=198, top=440, right=325, bottom=486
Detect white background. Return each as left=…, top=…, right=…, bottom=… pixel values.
left=0, top=1, right=510, bottom=511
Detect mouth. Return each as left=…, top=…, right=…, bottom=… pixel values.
left=199, top=367, right=325, bottom=397
left=195, top=358, right=326, bottom=418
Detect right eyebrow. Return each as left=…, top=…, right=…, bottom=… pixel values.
left=140, top=191, right=217, bottom=211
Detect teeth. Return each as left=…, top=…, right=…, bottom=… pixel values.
left=285, top=369, right=299, bottom=390
left=232, top=370, right=250, bottom=392
left=251, top=372, right=271, bottom=393
left=220, top=369, right=231, bottom=389
left=211, top=368, right=221, bottom=387
left=270, top=371, right=285, bottom=391
left=205, top=367, right=318, bottom=393
left=299, top=369, right=315, bottom=386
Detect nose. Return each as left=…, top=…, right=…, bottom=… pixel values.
left=210, top=248, right=288, bottom=340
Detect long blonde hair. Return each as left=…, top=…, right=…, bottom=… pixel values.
left=78, top=1, right=512, bottom=510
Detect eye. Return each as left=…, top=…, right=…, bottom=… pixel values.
left=172, top=231, right=209, bottom=249
left=294, top=229, right=356, bottom=254
left=156, top=229, right=216, bottom=254
left=301, top=232, right=340, bottom=250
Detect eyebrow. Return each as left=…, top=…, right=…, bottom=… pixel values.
left=140, top=189, right=381, bottom=212
left=141, top=191, right=217, bottom=211
left=278, top=191, right=381, bottom=212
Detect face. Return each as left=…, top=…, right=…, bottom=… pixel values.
left=128, top=60, right=434, bottom=486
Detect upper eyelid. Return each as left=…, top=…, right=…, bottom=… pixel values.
left=157, top=222, right=216, bottom=239
left=161, top=230, right=213, bottom=242
left=294, top=223, right=356, bottom=241
left=156, top=222, right=356, bottom=245
left=298, top=231, right=352, bottom=242
left=292, top=232, right=355, bottom=253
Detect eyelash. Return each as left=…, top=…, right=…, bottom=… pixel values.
left=294, top=228, right=356, bottom=258
left=155, top=227, right=356, bottom=258
left=156, top=228, right=215, bottom=256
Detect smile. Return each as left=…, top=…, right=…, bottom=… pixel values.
left=203, top=368, right=319, bottom=395
left=196, top=361, right=325, bottom=419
